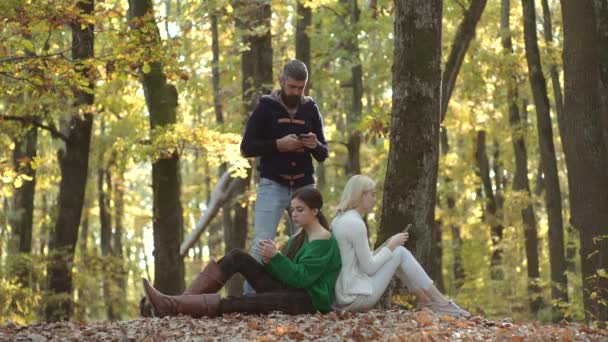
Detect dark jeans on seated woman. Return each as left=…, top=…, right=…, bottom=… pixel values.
left=216, top=249, right=315, bottom=315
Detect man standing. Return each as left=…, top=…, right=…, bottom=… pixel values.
left=240, top=59, right=329, bottom=293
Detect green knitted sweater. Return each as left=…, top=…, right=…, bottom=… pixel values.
left=264, top=232, right=342, bottom=312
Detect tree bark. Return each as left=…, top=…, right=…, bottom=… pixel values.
left=296, top=1, right=312, bottom=94
left=97, top=150, right=115, bottom=319
left=521, top=0, right=566, bottom=317
left=45, top=0, right=95, bottom=321
left=439, top=129, right=465, bottom=289
left=440, top=0, right=488, bottom=122
left=9, top=127, right=37, bottom=286
left=561, top=0, right=608, bottom=325
left=128, top=0, right=185, bottom=295
left=376, top=0, right=442, bottom=280
left=112, top=164, right=126, bottom=316
left=540, top=0, right=566, bottom=138
left=474, top=131, right=504, bottom=280
left=229, top=0, right=273, bottom=296
left=340, top=0, right=362, bottom=176
left=595, top=0, right=608, bottom=151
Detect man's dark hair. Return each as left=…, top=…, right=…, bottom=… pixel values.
left=281, top=59, right=308, bottom=82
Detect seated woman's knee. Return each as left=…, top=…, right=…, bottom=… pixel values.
left=393, top=245, right=414, bottom=262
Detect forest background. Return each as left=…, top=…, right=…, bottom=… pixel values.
left=1, top=0, right=607, bottom=328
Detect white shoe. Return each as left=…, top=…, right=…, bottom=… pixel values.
left=422, top=299, right=471, bottom=318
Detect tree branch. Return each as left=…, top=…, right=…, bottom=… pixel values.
left=0, top=115, right=68, bottom=142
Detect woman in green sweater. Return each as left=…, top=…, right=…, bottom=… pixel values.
left=142, top=188, right=341, bottom=318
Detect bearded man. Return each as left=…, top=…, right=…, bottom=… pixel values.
left=240, top=59, right=329, bottom=294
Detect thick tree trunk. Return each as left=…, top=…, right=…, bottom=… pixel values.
left=595, top=0, right=608, bottom=151
left=474, top=131, right=504, bottom=280
left=45, top=0, right=95, bottom=321
left=228, top=0, right=273, bottom=296
left=521, top=0, right=566, bottom=317
left=561, top=0, right=608, bottom=325
left=376, top=0, right=442, bottom=278
left=128, top=0, right=185, bottom=295
left=440, top=0, right=488, bottom=122
left=9, top=127, right=37, bottom=286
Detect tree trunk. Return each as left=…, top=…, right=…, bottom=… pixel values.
left=440, top=0, right=488, bottom=122
left=112, top=165, right=126, bottom=316
left=97, top=156, right=115, bottom=319
left=561, top=0, right=608, bottom=325
left=209, top=10, right=231, bottom=260
left=474, top=131, right=504, bottom=280
left=521, top=0, right=566, bottom=317
left=440, top=129, right=465, bottom=289
left=376, top=0, right=442, bottom=280
left=503, top=0, right=545, bottom=315
left=128, top=0, right=185, bottom=295
left=9, top=127, right=37, bottom=286
left=340, top=0, right=362, bottom=176
left=228, top=0, right=273, bottom=296
left=595, top=0, right=608, bottom=151
left=296, top=0, right=311, bottom=94
left=540, top=0, right=566, bottom=138
left=45, top=0, right=95, bottom=321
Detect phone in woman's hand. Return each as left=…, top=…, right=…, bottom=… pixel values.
left=403, top=223, right=412, bottom=233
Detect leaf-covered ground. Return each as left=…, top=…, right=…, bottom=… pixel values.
left=2, top=309, right=607, bottom=341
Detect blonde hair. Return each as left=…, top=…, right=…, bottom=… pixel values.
left=335, top=175, right=376, bottom=214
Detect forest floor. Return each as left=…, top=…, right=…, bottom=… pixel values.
left=1, top=309, right=607, bottom=341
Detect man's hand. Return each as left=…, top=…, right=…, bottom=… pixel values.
left=277, top=134, right=304, bottom=152
left=299, top=132, right=318, bottom=149
left=260, top=239, right=278, bottom=263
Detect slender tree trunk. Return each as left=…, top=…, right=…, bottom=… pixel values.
left=376, top=0, right=442, bottom=279
left=209, top=12, right=229, bottom=259
left=440, top=0, right=488, bottom=122
left=228, top=0, right=273, bottom=296
left=521, top=0, right=566, bottom=317
left=540, top=0, right=566, bottom=136
left=296, top=0, right=311, bottom=94
left=439, top=129, right=465, bottom=289
left=504, top=0, right=545, bottom=316
left=340, top=0, right=362, bottom=176
left=9, top=127, right=37, bottom=286
left=561, top=0, right=608, bottom=325
left=97, top=158, right=115, bottom=319
left=112, top=165, right=126, bottom=315
left=45, top=0, right=95, bottom=321
left=128, top=0, right=185, bottom=295
left=474, top=131, right=504, bottom=280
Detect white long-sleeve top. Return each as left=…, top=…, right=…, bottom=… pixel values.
left=332, top=209, right=393, bottom=306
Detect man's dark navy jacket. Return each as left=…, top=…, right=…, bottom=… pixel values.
left=240, top=92, right=329, bottom=188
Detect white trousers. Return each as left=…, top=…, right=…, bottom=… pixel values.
left=338, top=246, right=434, bottom=311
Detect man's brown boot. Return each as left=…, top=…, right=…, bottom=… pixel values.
left=142, top=279, right=221, bottom=318
left=183, top=259, right=227, bottom=295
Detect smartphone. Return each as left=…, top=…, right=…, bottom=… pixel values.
left=403, top=224, right=412, bottom=233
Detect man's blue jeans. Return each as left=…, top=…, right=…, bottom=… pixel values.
left=243, top=178, right=313, bottom=294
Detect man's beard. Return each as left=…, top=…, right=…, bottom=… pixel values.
left=281, top=91, right=300, bottom=108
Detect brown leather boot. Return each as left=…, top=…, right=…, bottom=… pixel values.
left=183, top=259, right=226, bottom=295
left=140, top=260, right=226, bottom=317
left=142, top=279, right=221, bottom=318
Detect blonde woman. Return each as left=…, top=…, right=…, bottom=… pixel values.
left=332, top=175, right=470, bottom=317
